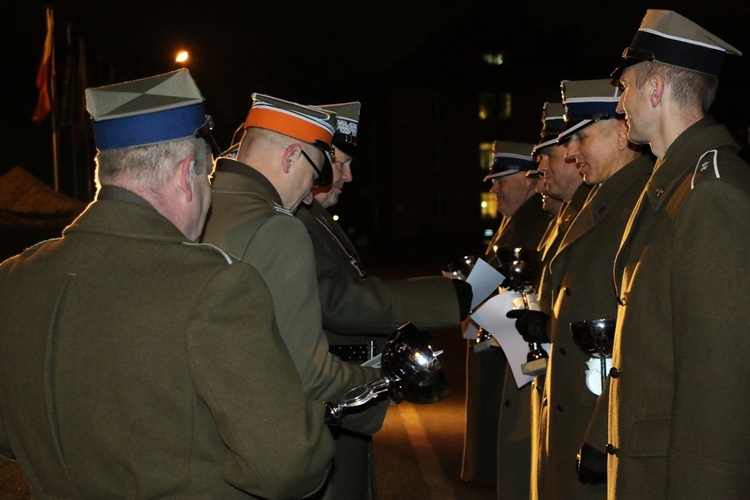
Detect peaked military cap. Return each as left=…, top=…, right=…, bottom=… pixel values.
left=245, top=93, right=337, bottom=148
left=559, top=79, right=621, bottom=141
left=614, top=9, right=742, bottom=77
left=532, top=102, right=566, bottom=156
left=484, top=141, right=538, bottom=181
left=318, top=102, right=360, bottom=156
left=86, top=69, right=216, bottom=152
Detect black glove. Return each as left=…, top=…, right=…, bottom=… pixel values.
left=451, top=280, right=473, bottom=321
left=576, top=442, right=607, bottom=485
left=506, top=309, right=549, bottom=343
left=500, top=276, right=526, bottom=292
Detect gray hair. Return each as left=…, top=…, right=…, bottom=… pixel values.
left=95, top=137, right=213, bottom=191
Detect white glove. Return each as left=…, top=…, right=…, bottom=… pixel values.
left=584, top=357, right=613, bottom=396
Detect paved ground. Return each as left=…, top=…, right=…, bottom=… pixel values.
left=373, top=325, right=496, bottom=500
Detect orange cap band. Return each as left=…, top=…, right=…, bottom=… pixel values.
left=245, top=107, right=334, bottom=145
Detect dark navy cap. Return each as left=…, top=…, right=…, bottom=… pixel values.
left=318, top=102, right=360, bottom=157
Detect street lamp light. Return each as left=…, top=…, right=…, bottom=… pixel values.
left=175, top=50, right=189, bottom=65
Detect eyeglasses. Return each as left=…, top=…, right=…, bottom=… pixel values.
left=300, top=140, right=334, bottom=188
left=194, top=115, right=220, bottom=157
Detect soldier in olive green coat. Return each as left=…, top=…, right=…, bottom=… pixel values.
left=521, top=101, right=589, bottom=500
left=534, top=79, right=654, bottom=498
left=298, top=102, right=469, bottom=500
left=463, top=142, right=550, bottom=499
left=0, top=71, right=334, bottom=499
left=202, top=94, right=389, bottom=499
left=604, top=10, right=750, bottom=498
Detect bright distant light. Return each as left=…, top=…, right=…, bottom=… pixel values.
left=332, top=214, right=340, bottom=221
left=483, top=53, right=504, bottom=65
left=481, top=201, right=488, bottom=208
left=175, top=51, right=189, bottom=64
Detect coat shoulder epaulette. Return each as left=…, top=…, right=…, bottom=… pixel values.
left=182, top=242, right=237, bottom=265
left=690, top=149, right=720, bottom=190
left=273, top=204, right=294, bottom=216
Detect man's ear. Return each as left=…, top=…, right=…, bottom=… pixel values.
left=178, top=155, right=196, bottom=202
left=649, top=74, right=664, bottom=107
left=282, top=144, right=301, bottom=175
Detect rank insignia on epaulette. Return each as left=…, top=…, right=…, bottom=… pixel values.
left=274, top=204, right=294, bottom=216
left=691, top=149, right=720, bottom=190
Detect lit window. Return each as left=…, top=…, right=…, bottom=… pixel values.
left=478, top=93, right=494, bottom=120
left=478, top=92, right=512, bottom=120
left=500, top=92, right=512, bottom=120
left=479, top=142, right=494, bottom=170
left=482, top=53, right=504, bottom=66
left=481, top=192, right=498, bottom=218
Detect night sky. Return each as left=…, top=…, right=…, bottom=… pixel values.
left=3, top=0, right=750, bottom=192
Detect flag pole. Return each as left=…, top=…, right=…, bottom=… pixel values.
left=31, top=6, right=59, bottom=191
left=48, top=7, right=60, bottom=192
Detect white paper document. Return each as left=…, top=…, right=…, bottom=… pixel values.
left=464, top=257, right=505, bottom=311
left=462, top=318, right=479, bottom=340
left=470, top=290, right=550, bottom=388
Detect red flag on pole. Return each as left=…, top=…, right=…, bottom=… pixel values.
left=31, top=8, right=54, bottom=125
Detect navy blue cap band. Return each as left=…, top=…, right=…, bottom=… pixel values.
left=91, top=102, right=207, bottom=150
left=493, top=155, right=537, bottom=170
left=565, top=100, right=619, bottom=118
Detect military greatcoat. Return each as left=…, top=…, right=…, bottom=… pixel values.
left=297, top=200, right=461, bottom=499
left=202, top=159, right=388, bottom=433
left=0, top=187, right=334, bottom=499
left=462, top=193, right=550, bottom=497
left=533, top=154, right=653, bottom=499
left=529, top=181, right=591, bottom=499
left=608, top=117, right=750, bottom=498
left=298, top=199, right=460, bottom=343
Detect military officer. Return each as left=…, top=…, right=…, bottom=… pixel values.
left=201, top=94, right=389, bottom=498
left=516, top=79, right=654, bottom=499
left=297, top=102, right=471, bottom=499
left=531, top=102, right=589, bottom=275
left=0, top=70, right=334, bottom=498
left=607, top=10, right=750, bottom=497
left=462, top=142, right=550, bottom=498
left=509, top=101, right=588, bottom=500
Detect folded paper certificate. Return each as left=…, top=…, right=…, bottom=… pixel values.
left=464, top=257, right=505, bottom=311
left=470, top=290, right=549, bottom=388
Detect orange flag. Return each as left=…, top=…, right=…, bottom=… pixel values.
left=31, top=8, right=54, bottom=125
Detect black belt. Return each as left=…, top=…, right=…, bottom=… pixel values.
left=329, top=342, right=375, bottom=362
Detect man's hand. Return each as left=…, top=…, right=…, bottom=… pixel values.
left=576, top=442, right=607, bottom=485
left=452, top=280, right=473, bottom=320
left=506, top=309, right=549, bottom=343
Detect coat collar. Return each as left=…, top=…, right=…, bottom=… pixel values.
left=304, top=199, right=364, bottom=277
left=213, top=157, right=283, bottom=207
left=588, top=155, right=654, bottom=223
left=64, top=186, right=188, bottom=243
left=646, top=116, right=739, bottom=212
left=553, top=154, right=653, bottom=261
left=538, top=183, right=591, bottom=260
